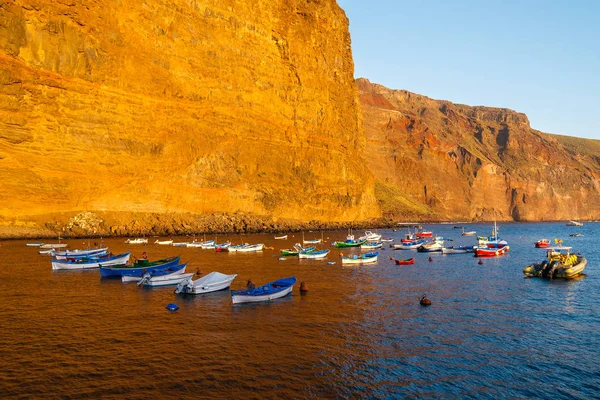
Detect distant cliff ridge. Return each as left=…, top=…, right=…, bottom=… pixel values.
left=0, top=0, right=379, bottom=237
left=358, top=78, right=600, bottom=221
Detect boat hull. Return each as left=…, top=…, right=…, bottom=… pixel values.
left=100, top=256, right=181, bottom=277
left=474, top=246, right=510, bottom=257
left=143, top=272, right=194, bottom=287
left=395, top=258, right=414, bottom=265
left=231, top=276, right=296, bottom=304
left=122, top=265, right=187, bottom=283
left=52, top=252, right=131, bottom=270
left=298, top=250, right=329, bottom=259
left=175, top=272, right=238, bottom=295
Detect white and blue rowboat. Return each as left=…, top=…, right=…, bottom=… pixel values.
left=52, top=247, right=109, bottom=259
left=303, top=239, right=322, bottom=244
left=231, top=276, right=296, bottom=304
left=228, top=243, right=264, bottom=252
left=52, top=252, right=131, bottom=270
left=122, top=265, right=187, bottom=283
left=40, top=243, right=67, bottom=249
left=441, top=246, right=475, bottom=255
left=175, top=272, right=238, bottom=295
left=361, top=242, right=383, bottom=250
left=358, top=231, right=382, bottom=242
left=100, top=255, right=181, bottom=278
left=341, top=252, right=379, bottom=265
left=26, top=243, right=44, bottom=247
left=171, top=242, right=189, bottom=247
left=125, top=238, right=148, bottom=244
left=138, top=268, right=193, bottom=287
left=392, top=239, right=428, bottom=250
left=417, top=238, right=444, bottom=252
left=298, top=249, right=330, bottom=259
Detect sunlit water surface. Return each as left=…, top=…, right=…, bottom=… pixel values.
left=1, top=223, right=598, bottom=398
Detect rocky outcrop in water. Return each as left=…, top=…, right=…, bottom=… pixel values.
left=358, top=78, right=600, bottom=221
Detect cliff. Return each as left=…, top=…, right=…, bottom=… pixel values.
left=0, top=0, right=379, bottom=237
left=358, top=78, right=600, bottom=221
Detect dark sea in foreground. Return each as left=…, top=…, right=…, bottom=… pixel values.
left=1, top=222, right=598, bottom=399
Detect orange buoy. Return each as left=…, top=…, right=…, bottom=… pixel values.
left=428, top=257, right=433, bottom=262
left=420, top=294, right=432, bottom=306
left=478, top=260, right=483, bottom=265
left=339, top=252, right=343, bottom=257
left=389, top=256, right=394, bottom=261
left=195, top=268, right=203, bottom=276
left=299, top=281, right=308, bottom=293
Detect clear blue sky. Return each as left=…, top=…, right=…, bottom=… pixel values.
left=337, top=0, right=600, bottom=139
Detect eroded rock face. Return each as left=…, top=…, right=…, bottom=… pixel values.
left=0, top=0, right=379, bottom=236
left=358, top=78, right=600, bottom=221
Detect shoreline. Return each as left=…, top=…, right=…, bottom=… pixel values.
left=0, top=210, right=588, bottom=240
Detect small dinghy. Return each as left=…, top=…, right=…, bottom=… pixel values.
left=395, top=258, right=415, bottom=265
left=175, top=272, right=238, bottom=295
left=215, top=242, right=231, bottom=252
left=154, top=239, right=174, bottom=245
left=298, top=249, right=329, bottom=259
left=474, top=246, right=510, bottom=257
left=125, top=238, right=148, bottom=244
left=274, top=235, right=288, bottom=240
left=231, top=276, right=296, bottom=304
left=100, top=255, right=181, bottom=278
left=122, top=265, right=187, bottom=283
left=228, top=243, right=264, bottom=252
left=341, top=252, right=379, bottom=265
left=52, top=247, right=109, bottom=260
left=441, top=246, right=474, bottom=255
left=26, top=243, right=44, bottom=247
left=361, top=242, right=383, bottom=250
left=138, top=268, right=193, bottom=287
left=52, top=252, right=131, bottom=270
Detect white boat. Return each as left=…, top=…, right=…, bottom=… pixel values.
left=174, top=272, right=238, bottom=294
left=461, top=228, right=476, bottom=236
left=358, top=231, right=382, bottom=242
left=303, top=239, right=322, bottom=244
left=380, top=237, right=394, bottom=243
left=39, top=243, right=67, bottom=249
left=39, top=249, right=55, bottom=255
left=51, top=252, right=131, bottom=270
left=154, top=239, right=174, bottom=245
left=139, top=271, right=194, bottom=287
left=566, top=220, right=583, bottom=227
left=122, top=265, right=187, bottom=283
left=274, top=235, right=288, bottom=240
left=125, top=238, right=148, bottom=244
left=298, top=249, right=330, bottom=259
left=52, top=247, right=109, bottom=259
left=26, top=243, right=44, bottom=247
left=187, top=240, right=215, bottom=249
left=341, top=252, right=379, bottom=265
left=361, top=242, right=383, bottom=250
left=231, top=277, right=296, bottom=304
left=229, top=243, right=264, bottom=252
left=171, top=242, right=189, bottom=247
left=417, top=238, right=444, bottom=252
left=441, top=246, right=475, bottom=254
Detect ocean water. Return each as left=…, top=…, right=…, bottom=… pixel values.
left=0, top=223, right=598, bottom=399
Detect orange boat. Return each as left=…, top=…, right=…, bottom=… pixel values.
left=535, top=239, right=550, bottom=248
left=395, top=258, right=415, bottom=265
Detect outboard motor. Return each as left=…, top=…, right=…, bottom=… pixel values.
left=542, top=260, right=558, bottom=278
left=137, top=272, right=152, bottom=287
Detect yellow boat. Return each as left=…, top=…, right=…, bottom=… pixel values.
left=523, top=246, right=587, bottom=279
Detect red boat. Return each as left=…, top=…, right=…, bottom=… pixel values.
left=395, top=258, right=415, bottom=265
left=416, top=231, right=433, bottom=238
left=535, top=239, right=550, bottom=248
left=475, top=246, right=510, bottom=257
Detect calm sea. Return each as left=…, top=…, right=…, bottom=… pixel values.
left=0, top=223, right=598, bottom=399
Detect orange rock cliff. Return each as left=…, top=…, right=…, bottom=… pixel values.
left=0, top=0, right=379, bottom=237
left=358, top=78, right=600, bottom=222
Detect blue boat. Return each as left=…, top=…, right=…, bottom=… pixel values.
left=99, top=255, right=181, bottom=278
left=52, top=252, right=131, bottom=270
left=231, top=276, right=297, bottom=304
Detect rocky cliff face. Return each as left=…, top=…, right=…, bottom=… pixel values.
left=358, top=78, right=600, bottom=221
left=0, top=0, right=379, bottom=236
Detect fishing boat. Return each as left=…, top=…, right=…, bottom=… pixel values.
left=523, top=247, right=586, bottom=279
left=441, top=246, right=475, bottom=254
left=215, top=242, right=231, bottom=252
left=566, top=220, right=583, bottom=227
left=341, top=252, right=379, bottom=265
left=52, top=252, right=131, bottom=270
left=39, top=243, right=67, bottom=249
left=417, top=238, right=444, bottom=252
left=125, top=238, right=148, bottom=244
left=358, top=231, right=382, bottom=242
left=461, top=227, right=476, bottom=236
left=99, top=255, right=181, bottom=278
left=231, top=276, right=297, bottom=304
left=477, top=222, right=508, bottom=248
left=122, top=265, right=187, bottom=283
left=416, top=231, right=433, bottom=238
left=393, top=238, right=428, bottom=250
left=175, top=272, right=238, bottom=294
left=137, top=269, right=194, bottom=287
left=228, top=243, right=264, bottom=252
left=154, top=239, right=174, bottom=245
left=298, top=249, right=329, bottom=259
left=361, top=241, right=383, bottom=250
left=474, top=246, right=510, bottom=257
left=281, top=243, right=314, bottom=256
left=274, top=235, right=288, bottom=240
left=52, top=247, right=109, bottom=259
left=395, top=258, right=415, bottom=265
left=535, top=239, right=551, bottom=248
left=331, top=238, right=366, bottom=248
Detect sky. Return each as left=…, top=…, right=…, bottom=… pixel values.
left=337, top=0, right=600, bottom=139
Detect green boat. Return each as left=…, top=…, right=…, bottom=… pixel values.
left=281, top=244, right=315, bottom=256
left=331, top=239, right=366, bottom=248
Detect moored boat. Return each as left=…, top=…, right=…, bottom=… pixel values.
left=358, top=231, right=382, bottom=242
left=416, top=231, right=433, bottom=238
left=231, top=276, right=296, bottom=304
left=474, top=246, right=510, bottom=257
left=566, top=220, right=583, bottom=227
left=298, top=249, right=329, bottom=259
left=52, top=252, right=131, bottom=270
left=40, top=243, right=67, bottom=249
left=229, top=243, right=264, bottom=252
left=274, top=235, right=288, bottom=240
left=175, top=272, right=238, bottom=294
left=441, top=246, right=475, bottom=254
left=125, top=238, right=148, bottom=244
left=331, top=239, right=366, bottom=248
left=395, top=258, right=415, bottom=265
left=417, top=238, right=444, bottom=252
left=122, top=265, right=187, bottom=283
left=215, top=242, right=231, bottom=252
left=26, top=243, right=44, bottom=247
left=154, top=239, right=174, bottom=245
left=100, top=255, right=181, bottom=278
left=523, top=247, right=586, bottom=279
left=393, top=238, right=428, bottom=250
left=138, top=268, right=193, bottom=287
left=535, top=239, right=551, bottom=248
left=281, top=243, right=314, bottom=256
left=361, top=241, right=383, bottom=250
left=52, top=247, right=109, bottom=259
left=341, top=252, right=379, bottom=265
